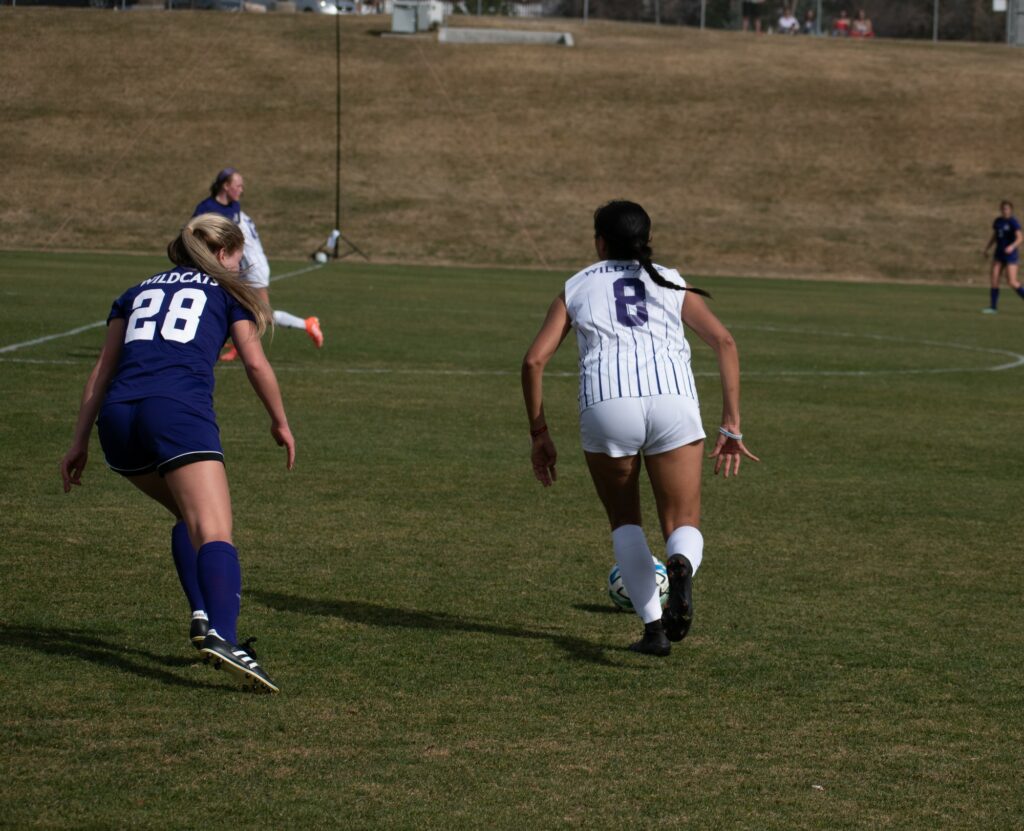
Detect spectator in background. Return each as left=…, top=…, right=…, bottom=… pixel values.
left=802, top=8, right=817, bottom=34
left=778, top=6, right=800, bottom=34
left=850, top=9, right=875, bottom=37
left=742, top=0, right=766, bottom=33
left=832, top=9, right=851, bottom=36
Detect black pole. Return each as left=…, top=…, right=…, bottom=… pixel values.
left=333, top=5, right=341, bottom=259
left=327, top=6, right=367, bottom=263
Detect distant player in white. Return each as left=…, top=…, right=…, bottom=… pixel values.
left=239, top=210, right=271, bottom=290
left=194, top=168, right=324, bottom=361
left=522, top=201, right=759, bottom=656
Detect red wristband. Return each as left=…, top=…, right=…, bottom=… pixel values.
left=530, top=424, right=548, bottom=438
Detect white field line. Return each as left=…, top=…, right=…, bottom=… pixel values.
left=0, top=263, right=326, bottom=355
left=0, top=357, right=85, bottom=366
left=243, top=326, right=1024, bottom=377
left=268, top=263, right=325, bottom=284
left=726, top=324, right=1024, bottom=374
left=0, top=320, right=107, bottom=354
left=1, top=272, right=1021, bottom=376
left=4, top=346, right=1023, bottom=378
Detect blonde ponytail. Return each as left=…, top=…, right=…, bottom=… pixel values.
left=167, top=214, right=272, bottom=336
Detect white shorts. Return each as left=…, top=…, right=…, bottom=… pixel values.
left=579, top=395, right=705, bottom=458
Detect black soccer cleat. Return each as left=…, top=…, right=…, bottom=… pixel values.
left=629, top=620, right=671, bottom=657
left=190, top=616, right=210, bottom=650
left=200, top=634, right=280, bottom=693
left=664, top=554, right=694, bottom=642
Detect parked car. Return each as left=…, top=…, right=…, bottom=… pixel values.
left=294, top=0, right=354, bottom=12
left=166, top=0, right=284, bottom=9
left=167, top=0, right=243, bottom=10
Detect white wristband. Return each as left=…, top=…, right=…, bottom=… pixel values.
left=719, top=427, right=743, bottom=441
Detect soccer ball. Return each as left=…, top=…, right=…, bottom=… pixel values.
left=608, top=557, right=669, bottom=612
left=314, top=251, right=328, bottom=264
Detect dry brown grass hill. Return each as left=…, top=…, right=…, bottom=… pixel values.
left=2, top=9, right=1024, bottom=281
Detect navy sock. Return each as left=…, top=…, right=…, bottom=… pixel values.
left=991, top=288, right=1000, bottom=309
left=196, top=541, right=242, bottom=646
left=171, top=521, right=205, bottom=615
left=1016, top=286, right=1024, bottom=300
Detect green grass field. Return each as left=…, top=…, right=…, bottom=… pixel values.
left=1, top=251, right=1023, bottom=828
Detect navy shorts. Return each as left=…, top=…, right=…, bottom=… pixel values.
left=97, top=398, right=224, bottom=477
left=995, top=250, right=1020, bottom=265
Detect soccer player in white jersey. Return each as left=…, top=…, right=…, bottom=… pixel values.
left=522, top=201, right=759, bottom=656
left=194, top=168, right=324, bottom=360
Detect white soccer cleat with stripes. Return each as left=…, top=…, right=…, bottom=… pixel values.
left=200, top=634, right=280, bottom=693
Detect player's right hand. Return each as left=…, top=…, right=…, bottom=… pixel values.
left=271, top=423, right=296, bottom=470
left=531, top=434, right=558, bottom=487
left=60, top=446, right=88, bottom=493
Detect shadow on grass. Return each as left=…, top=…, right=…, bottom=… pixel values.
left=0, top=623, right=227, bottom=691
left=250, top=591, right=631, bottom=667
left=573, top=603, right=622, bottom=615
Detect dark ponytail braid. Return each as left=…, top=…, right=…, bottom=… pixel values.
left=631, top=237, right=712, bottom=298
left=594, top=200, right=711, bottom=298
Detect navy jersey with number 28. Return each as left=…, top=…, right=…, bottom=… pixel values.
left=103, top=269, right=255, bottom=413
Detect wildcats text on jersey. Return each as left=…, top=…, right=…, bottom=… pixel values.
left=140, top=271, right=218, bottom=287
left=579, top=262, right=642, bottom=278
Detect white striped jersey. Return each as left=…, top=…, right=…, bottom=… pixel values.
left=239, top=210, right=270, bottom=287
left=564, top=260, right=698, bottom=412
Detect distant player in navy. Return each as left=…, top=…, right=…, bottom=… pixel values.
left=522, top=201, right=759, bottom=657
left=982, top=200, right=1024, bottom=314
left=194, top=167, right=324, bottom=358
left=60, top=214, right=295, bottom=693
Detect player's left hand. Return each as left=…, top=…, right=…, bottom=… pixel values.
left=60, top=445, right=88, bottom=493
left=708, top=434, right=760, bottom=478
left=271, top=423, right=296, bottom=470
left=531, top=434, right=558, bottom=487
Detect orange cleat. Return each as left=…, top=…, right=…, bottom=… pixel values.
left=220, top=345, right=239, bottom=362
left=305, top=316, right=324, bottom=349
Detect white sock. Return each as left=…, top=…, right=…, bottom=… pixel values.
left=611, top=524, right=661, bottom=624
left=666, top=526, right=703, bottom=575
left=191, top=610, right=208, bottom=621
left=273, top=309, right=307, bottom=329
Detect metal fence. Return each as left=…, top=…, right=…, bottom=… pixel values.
left=541, top=0, right=1015, bottom=42
left=4, top=0, right=1019, bottom=43
left=418, top=0, right=1019, bottom=43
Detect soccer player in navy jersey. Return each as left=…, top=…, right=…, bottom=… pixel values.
left=60, top=214, right=294, bottom=693
left=194, top=167, right=324, bottom=359
left=522, top=201, right=758, bottom=656
left=982, top=200, right=1024, bottom=314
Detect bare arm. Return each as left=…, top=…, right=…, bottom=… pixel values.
left=521, top=293, right=572, bottom=486
left=1010, top=229, right=1024, bottom=254
left=681, top=293, right=760, bottom=477
left=60, top=321, right=125, bottom=492
left=232, top=319, right=295, bottom=470
left=984, top=231, right=997, bottom=255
